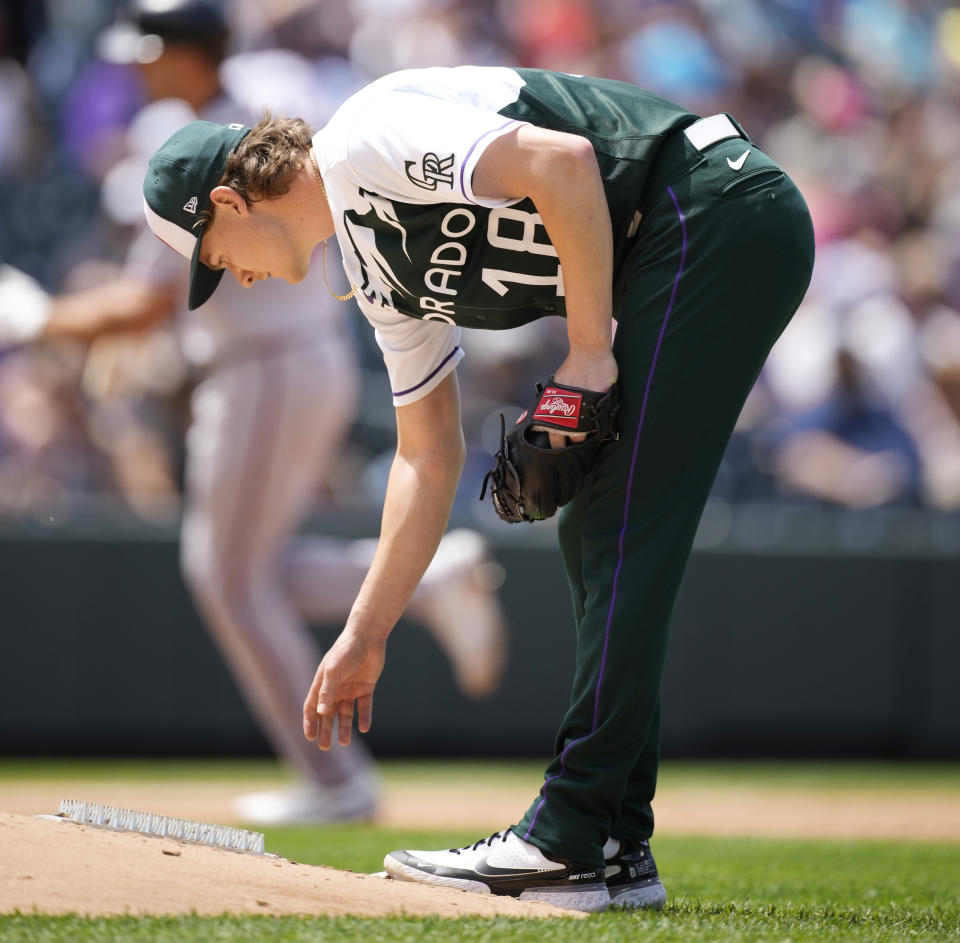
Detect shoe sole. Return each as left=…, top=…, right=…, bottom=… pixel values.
left=518, top=883, right=610, bottom=913
left=608, top=878, right=667, bottom=910
left=383, top=855, right=611, bottom=913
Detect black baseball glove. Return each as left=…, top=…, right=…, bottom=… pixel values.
left=479, top=378, right=619, bottom=523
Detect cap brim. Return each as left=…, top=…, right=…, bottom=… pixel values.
left=188, top=235, right=224, bottom=310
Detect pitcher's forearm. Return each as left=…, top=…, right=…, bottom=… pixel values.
left=345, top=447, right=464, bottom=641
left=527, top=137, right=614, bottom=355
left=472, top=125, right=617, bottom=388
left=527, top=144, right=618, bottom=391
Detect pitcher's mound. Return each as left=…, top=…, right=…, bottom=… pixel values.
left=0, top=812, right=581, bottom=919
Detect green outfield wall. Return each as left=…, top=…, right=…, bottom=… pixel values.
left=1, top=502, right=958, bottom=758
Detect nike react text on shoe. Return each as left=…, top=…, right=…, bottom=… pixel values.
left=383, top=829, right=611, bottom=912
left=603, top=837, right=667, bottom=909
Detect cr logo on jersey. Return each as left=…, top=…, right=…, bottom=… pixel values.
left=404, top=152, right=455, bottom=190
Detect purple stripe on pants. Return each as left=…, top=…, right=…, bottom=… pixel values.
left=523, top=185, right=688, bottom=843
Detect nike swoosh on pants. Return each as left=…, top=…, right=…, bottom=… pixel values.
left=727, top=150, right=751, bottom=170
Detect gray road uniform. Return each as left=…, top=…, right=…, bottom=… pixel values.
left=126, top=93, right=377, bottom=816
left=129, top=89, right=505, bottom=823
left=314, top=66, right=815, bottom=864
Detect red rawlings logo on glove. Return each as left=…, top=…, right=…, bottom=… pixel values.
left=533, top=387, right=583, bottom=429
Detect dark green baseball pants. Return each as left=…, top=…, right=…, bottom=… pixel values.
left=514, top=129, right=816, bottom=868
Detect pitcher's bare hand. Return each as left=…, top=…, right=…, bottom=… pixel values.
left=303, top=630, right=386, bottom=749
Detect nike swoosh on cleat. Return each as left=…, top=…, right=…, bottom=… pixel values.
left=474, top=858, right=547, bottom=877
left=727, top=150, right=751, bottom=171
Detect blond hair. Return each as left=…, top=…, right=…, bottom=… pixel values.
left=195, top=111, right=313, bottom=229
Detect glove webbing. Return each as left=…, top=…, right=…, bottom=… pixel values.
left=479, top=413, right=530, bottom=522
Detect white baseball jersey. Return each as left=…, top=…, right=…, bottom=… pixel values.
left=313, top=67, right=527, bottom=406
left=312, top=65, right=695, bottom=406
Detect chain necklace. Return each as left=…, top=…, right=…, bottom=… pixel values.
left=308, top=148, right=358, bottom=302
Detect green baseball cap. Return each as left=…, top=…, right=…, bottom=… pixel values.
left=142, top=119, right=251, bottom=310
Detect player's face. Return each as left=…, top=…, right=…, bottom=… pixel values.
left=199, top=192, right=312, bottom=288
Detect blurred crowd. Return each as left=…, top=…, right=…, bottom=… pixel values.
left=2, top=0, right=960, bottom=523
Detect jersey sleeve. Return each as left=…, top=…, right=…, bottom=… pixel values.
left=357, top=295, right=464, bottom=407
left=343, top=90, right=525, bottom=209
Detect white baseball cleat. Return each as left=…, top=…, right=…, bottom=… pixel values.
left=231, top=773, right=379, bottom=826
left=383, top=829, right=611, bottom=913
left=409, top=529, right=508, bottom=699
left=603, top=837, right=667, bottom=909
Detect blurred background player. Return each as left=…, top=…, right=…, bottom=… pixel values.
left=0, top=0, right=507, bottom=825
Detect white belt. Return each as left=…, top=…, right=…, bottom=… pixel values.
left=683, top=113, right=742, bottom=151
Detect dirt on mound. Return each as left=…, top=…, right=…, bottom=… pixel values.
left=0, top=812, right=581, bottom=919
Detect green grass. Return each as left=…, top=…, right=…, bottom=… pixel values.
left=2, top=760, right=959, bottom=941
left=4, top=757, right=960, bottom=792
left=0, top=758, right=298, bottom=783
left=656, top=761, right=960, bottom=793
left=4, top=903, right=955, bottom=943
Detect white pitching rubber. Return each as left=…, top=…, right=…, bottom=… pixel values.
left=55, top=799, right=265, bottom=854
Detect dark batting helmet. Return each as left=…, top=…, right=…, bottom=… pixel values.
left=98, top=0, right=229, bottom=65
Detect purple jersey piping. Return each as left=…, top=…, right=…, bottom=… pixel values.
left=393, top=345, right=461, bottom=398
left=459, top=120, right=521, bottom=204
left=523, top=185, right=688, bottom=842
